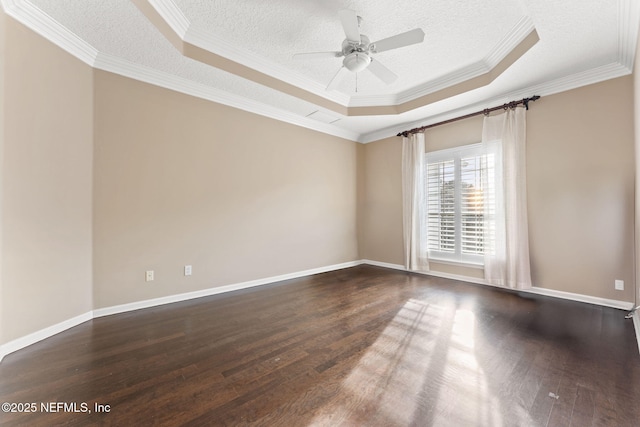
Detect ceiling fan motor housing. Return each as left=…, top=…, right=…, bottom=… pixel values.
left=341, top=35, right=371, bottom=55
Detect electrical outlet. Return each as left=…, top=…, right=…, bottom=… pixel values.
left=615, top=279, right=624, bottom=291
left=184, top=265, right=192, bottom=276
left=146, top=270, right=154, bottom=282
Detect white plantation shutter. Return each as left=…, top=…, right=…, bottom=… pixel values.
left=460, top=155, right=484, bottom=256
left=427, top=159, right=455, bottom=253
left=426, top=143, right=496, bottom=264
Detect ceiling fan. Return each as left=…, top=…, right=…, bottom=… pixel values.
left=293, top=9, right=425, bottom=91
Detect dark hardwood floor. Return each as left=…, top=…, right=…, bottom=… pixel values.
left=1, top=265, right=639, bottom=426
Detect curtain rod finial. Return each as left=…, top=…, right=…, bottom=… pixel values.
left=523, top=95, right=540, bottom=110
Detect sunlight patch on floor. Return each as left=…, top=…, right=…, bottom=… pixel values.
left=308, top=299, right=439, bottom=425
left=307, top=300, right=537, bottom=426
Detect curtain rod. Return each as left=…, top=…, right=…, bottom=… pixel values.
left=397, top=95, right=541, bottom=137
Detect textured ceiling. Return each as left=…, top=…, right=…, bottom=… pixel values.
left=173, top=0, right=525, bottom=94
left=4, top=0, right=639, bottom=142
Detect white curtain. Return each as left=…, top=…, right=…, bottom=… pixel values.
left=402, top=133, right=430, bottom=272
left=482, top=107, right=532, bottom=289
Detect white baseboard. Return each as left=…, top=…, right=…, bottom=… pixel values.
left=525, top=287, right=633, bottom=310
left=0, top=311, right=93, bottom=362
left=93, top=260, right=361, bottom=318
left=1, top=259, right=636, bottom=362
left=360, top=259, right=406, bottom=271
left=0, top=261, right=360, bottom=361
left=361, top=259, right=634, bottom=310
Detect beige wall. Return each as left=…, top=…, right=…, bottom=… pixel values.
left=0, top=12, right=359, bottom=343
left=358, top=136, right=404, bottom=265
left=0, top=12, right=5, bottom=344
left=361, top=77, right=636, bottom=302
left=528, top=78, right=635, bottom=301
left=92, top=71, right=359, bottom=308
left=1, top=18, right=94, bottom=344
left=635, top=29, right=640, bottom=306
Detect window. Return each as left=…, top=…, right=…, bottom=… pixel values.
left=426, top=143, right=496, bottom=264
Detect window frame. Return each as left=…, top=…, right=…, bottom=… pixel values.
left=425, top=142, right=495, bottom=266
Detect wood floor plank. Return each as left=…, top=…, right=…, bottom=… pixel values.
left=1, top=265, right=639, bottom=426
left=570, top=385, right=595, bottom=427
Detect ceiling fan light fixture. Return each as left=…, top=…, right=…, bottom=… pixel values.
left=343, top=52, right=371, bottom=72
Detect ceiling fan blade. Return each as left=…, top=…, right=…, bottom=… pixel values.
left=366, top=58, right=398, bottom=85
left=371, top=28, right=425, bottom=53
left=326, top=66, right=350, bottom=91
left=338, top=9, right=361, bottom=43
left=293, top=51, right=343, bottom=60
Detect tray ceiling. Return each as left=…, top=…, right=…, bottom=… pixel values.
left=2, top=0, right=638, bottom=142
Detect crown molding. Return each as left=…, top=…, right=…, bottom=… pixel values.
left=360, top=61, right=632, bottom=143
left=0, top=0, right=98, bottom=66
left=349, top=62, right=489, bottom=108
left=483, top=16, right=536, bottom=67
left=0, top=0, right=16, bottom=11
left=618, top=0, right=640, bottom=71
left=148, top=0, right=189, bottom=38
left=350, top=16, right=537, bottom=108
left=93, top=52, right=360, bottom=142
left=146, top=0, right=540, bottom=113
left=153, top=0, right=349, bottom=106
left=398, top=17, right=537, bottom=105
left=183, top=26, right=350, bottom=106
left=524, top=62, right=630, bottom=96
